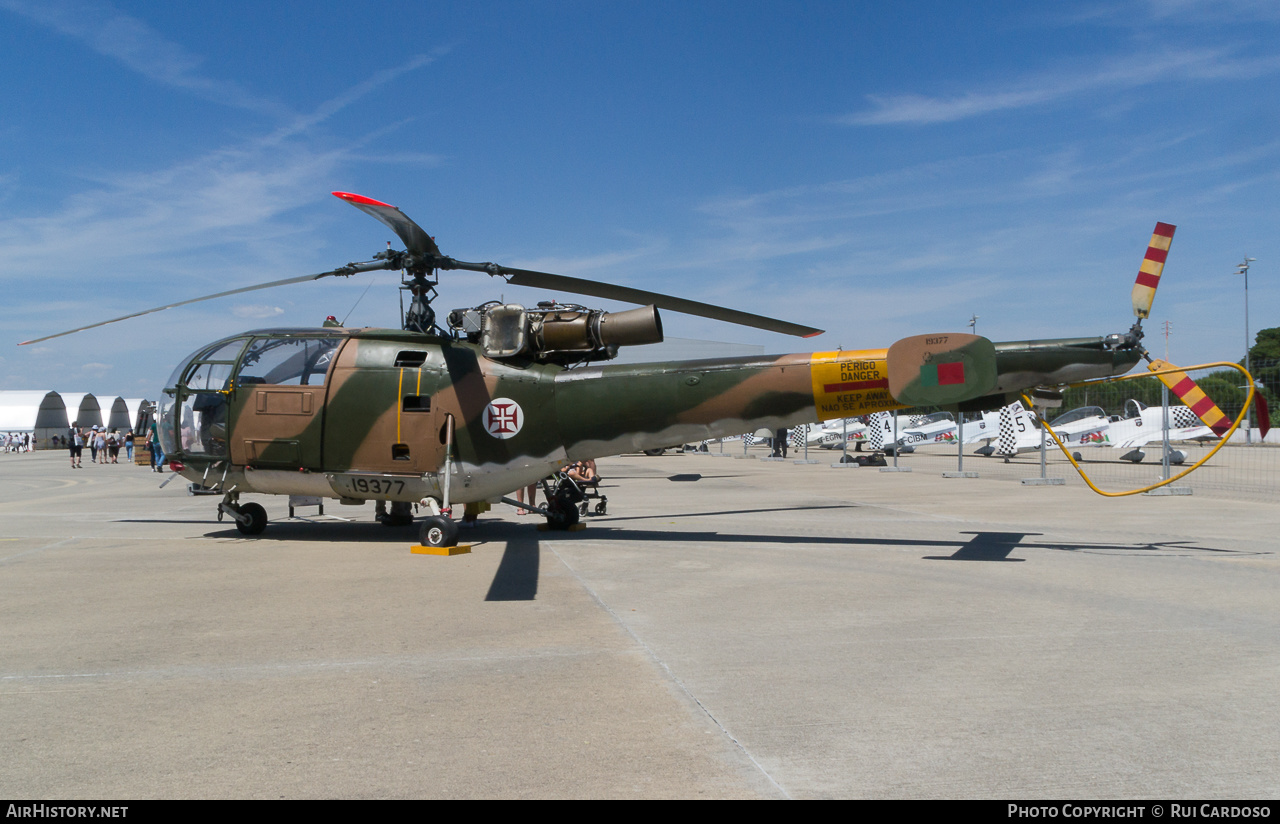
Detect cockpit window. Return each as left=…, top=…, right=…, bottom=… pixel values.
left=166, top=337, right=250, bottom=391
left=186, top=361, right=234, bottom=392
left=199, top=339, right=249, bottom=363
left=237, top=337, right=340, bottom=386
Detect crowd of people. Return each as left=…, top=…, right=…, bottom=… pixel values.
left=60, top=424, right=164, bottom=470
left=63, top=425, right=132, bottom=468
left=4, top=432, right=34, bottom=452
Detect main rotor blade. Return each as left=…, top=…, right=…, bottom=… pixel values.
left=497, top=267, right=823, bottom=338
left=1131, top=222, right=1175, bottom=320
left=18, top=261, right=391, bottom=346
left=332, top=192, right=820, bottom=336
left=333, top=191, right=440, bottom=258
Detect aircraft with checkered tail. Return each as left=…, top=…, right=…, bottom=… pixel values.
left=1102, top=399, right=1216, bottom=463
left=977, top=403, right=1110, bottom=459
left=18, top=198, right=1216, bottom=544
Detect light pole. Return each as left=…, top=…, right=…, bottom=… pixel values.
left=1235, top=257, right=1256, bottom=443
left=968, top=314, right=979, bottom=336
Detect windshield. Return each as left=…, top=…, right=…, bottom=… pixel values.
left=160, top=336, right=251, bottom=459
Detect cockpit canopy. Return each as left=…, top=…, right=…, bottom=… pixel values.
left=913, top=411, right=954, bottom=426
left=1049, top=406, right=1107, bottom=427
left=158, top=332, right=342, bottom=459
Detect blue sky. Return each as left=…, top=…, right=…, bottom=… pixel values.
left=3, top=0, right=1279, bottom=397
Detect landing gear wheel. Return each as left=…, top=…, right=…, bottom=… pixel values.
left=235, top=502, right=268, bottom=536
left=420, top=516, right=458, bottom=548
left=643, top=448, right=665, bottom=456
left=546, top=501, right=580, bottom=530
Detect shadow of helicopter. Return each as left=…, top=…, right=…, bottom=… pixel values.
left=133, top=510, right=1265, bottom=602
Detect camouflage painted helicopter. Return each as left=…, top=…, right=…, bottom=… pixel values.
left=21, top=196, right=1185, bottom=546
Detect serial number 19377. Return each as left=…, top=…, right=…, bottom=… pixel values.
left=342, top=477, right=406, bottom=496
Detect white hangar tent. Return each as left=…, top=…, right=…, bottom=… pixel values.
left=0, top=392, right=151, bottom=448
left=122, top=399, right=148, bottom=433
left=60, top=392, right=103, bottom=430
left=106, top=397, right=135, bottom=432
left=0, top=391, right=69, bottom=446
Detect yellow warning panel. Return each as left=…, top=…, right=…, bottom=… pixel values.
left=809, top=349, right=899, bottom=420
left=411, top=544, right=472, bottom=556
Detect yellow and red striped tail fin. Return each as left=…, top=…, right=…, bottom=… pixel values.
left=1131, top=222, right=1176, bottom=319
left=1147, top=359, right=1231, bottom=436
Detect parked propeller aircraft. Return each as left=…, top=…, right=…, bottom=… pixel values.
left=983, top=397, right=1219, bottom=464
left=976, top=404, right=1110, bottom=458
left=18, top=201, right=1209, bottom=546
left=865, top=409, right=1000, bottom=453
left=1107, top=400, right=1215, bottom=463
left=806, top=417, right=870, bottom=449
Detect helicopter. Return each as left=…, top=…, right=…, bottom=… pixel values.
left=20, top=197, right=1201, bottom=547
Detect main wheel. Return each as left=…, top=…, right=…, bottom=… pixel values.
left=235, top=502, right=268, bottom=536
left=420, top=516, right=459, bottom=548
left=643, top=448, right=665, bottom=456
left=546, top=501, right=581, bottom=530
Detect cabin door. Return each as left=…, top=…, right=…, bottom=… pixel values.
left=228, top=336, right=342, bottom=470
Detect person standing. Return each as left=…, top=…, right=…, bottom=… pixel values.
left=70, top=427, right=84, bottom=468
left=149, top=423, right=165, bottom=472
left=516, top=483, right=537, bottom=515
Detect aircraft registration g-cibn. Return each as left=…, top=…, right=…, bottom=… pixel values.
left=18, top=199, right=1222, bottom=547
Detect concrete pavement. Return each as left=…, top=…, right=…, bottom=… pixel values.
left=1, top=450, right=1276, bottom=798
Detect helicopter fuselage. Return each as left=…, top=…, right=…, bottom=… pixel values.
left=158, top=326, right=1140, bottom=506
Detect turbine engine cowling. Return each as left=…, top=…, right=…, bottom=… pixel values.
left=451, top=302, right=664, bottom=363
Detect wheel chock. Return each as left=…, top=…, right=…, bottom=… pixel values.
left=410, top=544, right=472, bottom=556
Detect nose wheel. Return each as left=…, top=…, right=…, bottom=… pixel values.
left=234, top=503, right=268, bottom=535
left=218, top=496, right=269, bottom=536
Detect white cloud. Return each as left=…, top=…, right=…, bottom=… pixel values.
left=0, top=0, right=285, bottom=115
left=0, top=52, right=439, bottom=284
left=232, top=304, right=285, bottom=319
left=843, top=48, right=1280, bottom=126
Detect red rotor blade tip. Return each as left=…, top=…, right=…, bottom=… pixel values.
left=332, top=191, right=396, bottom=208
